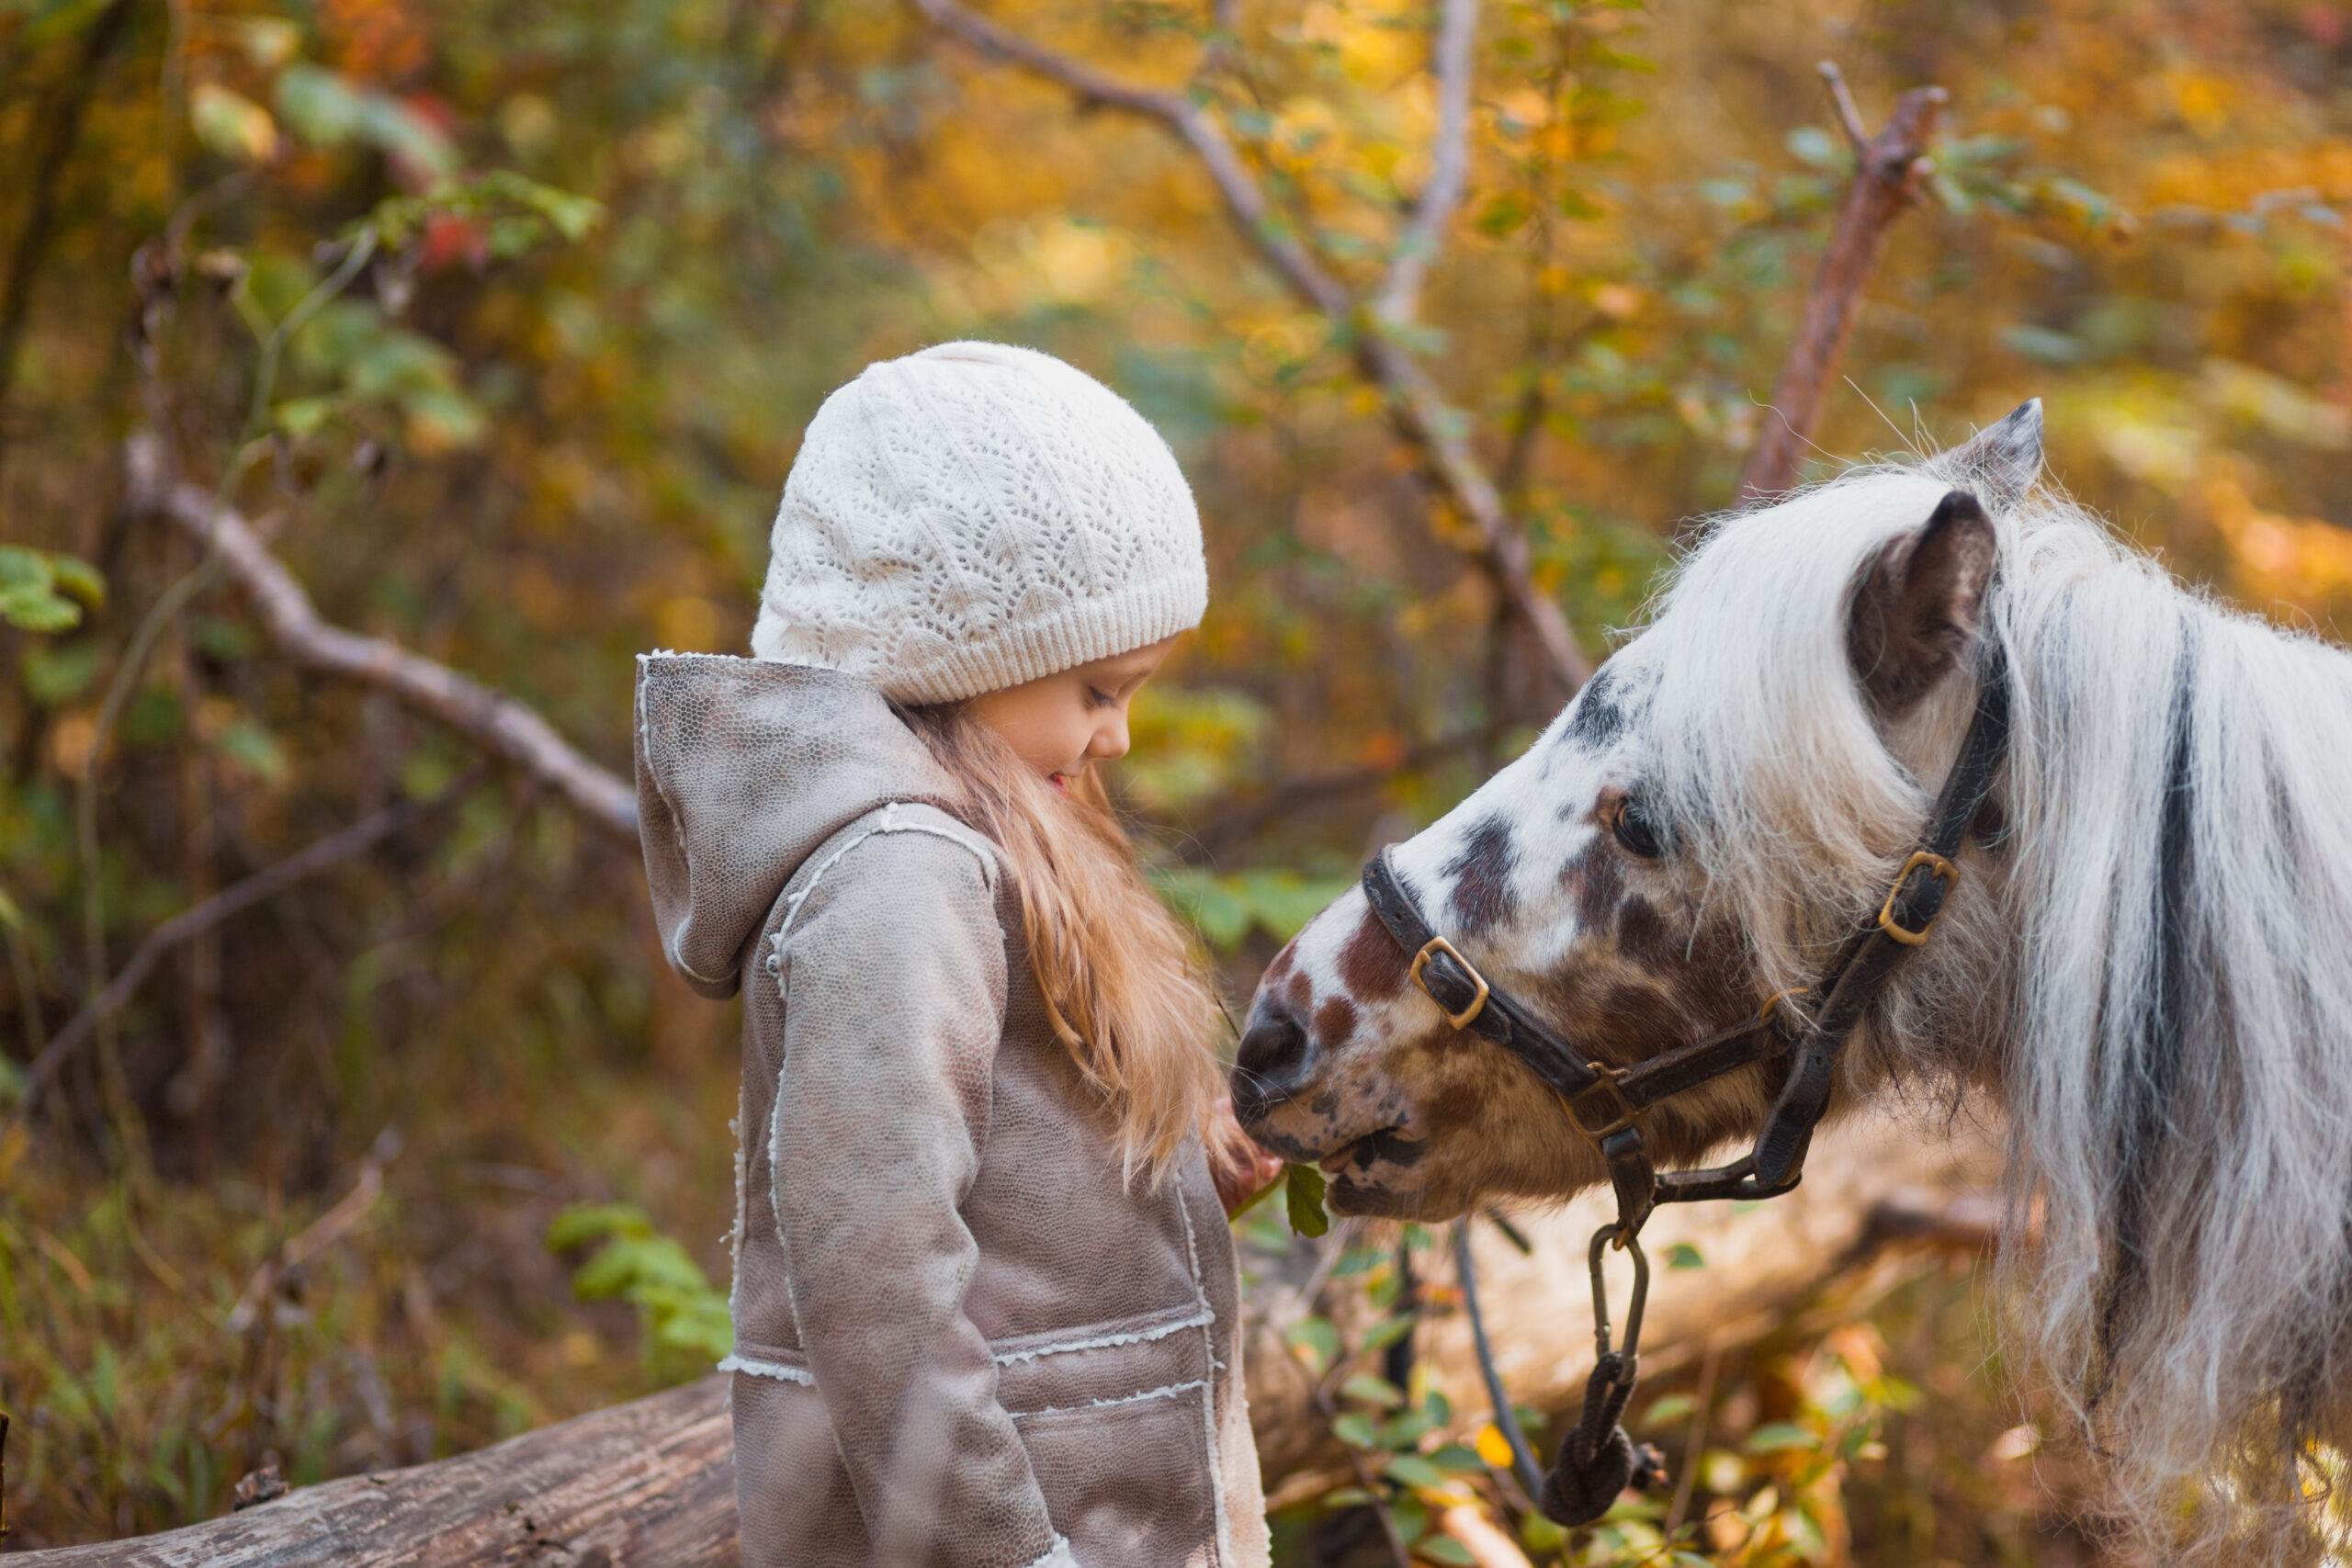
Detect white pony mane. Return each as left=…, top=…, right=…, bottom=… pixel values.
left=1634, top=440, right=2352, bottom=1559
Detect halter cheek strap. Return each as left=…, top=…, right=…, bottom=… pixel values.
left=1355, top=642, right=2013, bottom=1527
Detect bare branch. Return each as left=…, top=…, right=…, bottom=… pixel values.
left=18, top=773, right=478, bottom=1108
left=125, top=434, right=639, bottom=840
left=1738, top=73, right=1947, bottom=502
left=1375, top=0, right=1479, bottom=325
left=1819, top=60, right=1870, bottom=156
left=1190, top=717, right=1516, bottom=860
left=911, top=0, right=1591, bottom=692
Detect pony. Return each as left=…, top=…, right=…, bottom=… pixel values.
left=1229, top=403, right=2352, bottom=1561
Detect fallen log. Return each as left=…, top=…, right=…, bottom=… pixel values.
left=13, top=1110, right=1997, bottom=1563
left=11, top=1375, right=737, bottom=1567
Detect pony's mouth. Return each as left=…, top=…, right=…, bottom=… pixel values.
left=1319, top=1126, right=1421, bottom=1174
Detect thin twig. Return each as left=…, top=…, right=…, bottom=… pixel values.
left=125, top=434, right=639, bottom=840
left=1375, top=0, right=1480, bottom=324
left=1455, top=1220, right=1549, bottom=1503
left=17, top=773, right=481, bottom=1112
left=1819, top=62, right=1871, bottom=155
left=1191, top=718, right=1515, bottom=859
left=1736, top=66, right=1947, bottom=502
left=1662, top=1337, right=1720, bottom=1539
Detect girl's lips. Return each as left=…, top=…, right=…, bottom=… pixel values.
left=1046, top=773, right=1069, bottom=795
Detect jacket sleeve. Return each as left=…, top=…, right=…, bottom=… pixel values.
left=765, top=822, right=1078, bottom=1568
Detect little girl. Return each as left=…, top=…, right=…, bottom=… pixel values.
left=634, top=342, right=1282, bottom=1567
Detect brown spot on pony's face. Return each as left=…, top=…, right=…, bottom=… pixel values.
left=1230, top=653, right=1772, bottom=1219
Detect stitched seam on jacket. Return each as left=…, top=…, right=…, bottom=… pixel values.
left=717, top=1352, right=814, bottom=1385
left=989, top=1308, right=1214, bottom=1364
left=1010, top=1378, right=1208, bottom=1421
left=768, top=807, right=999, bottom=957
left=1174, top=1182, right=1236, bottom=1568
left=755, top=806, right=1004, bottom=1416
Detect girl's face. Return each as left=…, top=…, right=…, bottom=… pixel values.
left=965, top=636, right=1179, bottom=794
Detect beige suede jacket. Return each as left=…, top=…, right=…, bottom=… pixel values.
left=635, top=654, right=1269, bottom=1568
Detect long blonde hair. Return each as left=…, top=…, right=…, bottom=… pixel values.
left=901, top=703, right=1246, bottom=1189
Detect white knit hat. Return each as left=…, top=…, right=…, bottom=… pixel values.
left=750, top=341, right=1208, bottom=705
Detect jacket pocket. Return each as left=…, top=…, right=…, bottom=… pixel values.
left=1015, top=1380, right=1219, bottom=1568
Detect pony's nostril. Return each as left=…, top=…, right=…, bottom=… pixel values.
left=1231, top=1006, right=1312, bottom=1121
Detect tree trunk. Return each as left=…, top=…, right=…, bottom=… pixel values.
left=12, top=1111, right=1996, bottom=1564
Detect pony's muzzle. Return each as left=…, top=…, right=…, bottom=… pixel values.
left=1230, top=997, right=1313, bottom=1128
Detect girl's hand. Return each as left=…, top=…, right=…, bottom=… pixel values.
left=1206, top=1095, right=1286, bottom=1217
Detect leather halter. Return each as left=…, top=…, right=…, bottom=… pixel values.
left=1356, top=646, right=2013, bottom=1527
left=1361, top=640, right=2012, bottom=1244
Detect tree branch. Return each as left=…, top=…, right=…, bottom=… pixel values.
left=911, top=0, right=1591, bottom=691
left=17, top=773, right=480, bottom=1110
left=1189, top=717, right=1514, bottom=861
left=1374, top=0, right=1478, bottom=325
left=124, top=433, right=639, bottom=840
left=1737, top=65, right=1947, bottom=502
left=0, top=0, right=136, bottom=484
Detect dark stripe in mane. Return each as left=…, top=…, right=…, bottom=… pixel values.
left=2097, top=637, right=2198, bottom=1385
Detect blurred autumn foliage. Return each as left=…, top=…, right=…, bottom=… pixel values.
left=4, top=0, right=2352, bottom=1559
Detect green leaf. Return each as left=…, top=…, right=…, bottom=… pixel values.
left=1385, top=1453, right=1447, bottom=1491
left=1320, top=1485, right=1375, bottom=1508
left=1744, top=1421, right=1820, bottom=1454
left=1331, top=1411, right=1380, bottom=1449
left=1520, top=1513, right=1566, bottom=1555
left=1340, top=1372, right=1406, bottom=1409
left=211, top=716, right=288, bottom=782
left=1360, top=1314, right=1415, bottom=1352
left=1382, top=1411, right=1434, bottom=1450
left=22, top=642, right=100, bottom=704
left=1415, top=1538, right=1476, bottom=1566
left=42, top=552, right=103, bottom=608
left=1642, top=1393, right=1697, bottom=1426
left=547, top=1201, right=653, bottom=1251
left=1284, top=1315, right=1341, bottom=1376
left=1427, top=1442, right=1484, bottom=1474
left=1665, top=1242, right=1704, bottom=1269
left=1285, top=1162, right=1329, bottom=1237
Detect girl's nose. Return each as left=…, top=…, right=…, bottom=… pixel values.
left=1091, top=711, right=1132, bottom=761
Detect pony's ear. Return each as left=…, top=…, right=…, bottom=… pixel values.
left=1847, top=491, right=1998, bottom=718
left=1936, top=399, right=2042, bottom=513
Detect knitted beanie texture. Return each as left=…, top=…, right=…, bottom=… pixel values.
left=750, top=341, right=1207, bottom=705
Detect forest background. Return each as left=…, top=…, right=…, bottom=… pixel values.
left=5, top=0, right=2352, bottom=1562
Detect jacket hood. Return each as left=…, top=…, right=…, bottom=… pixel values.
left=634, top=654, right=963, bottom=998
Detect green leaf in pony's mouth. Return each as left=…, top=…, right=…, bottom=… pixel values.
left=1284, top=1161, right=1329, bottom=1237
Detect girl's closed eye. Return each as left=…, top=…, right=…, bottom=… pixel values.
left=1087, top=685, right=1118, bottom=710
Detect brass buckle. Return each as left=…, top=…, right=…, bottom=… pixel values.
left=1877, top=850, right=1960, bottom=947
left=1563, top=1063, right=1643, bottom=1141
left=1409, top=935, right=1490, bottom=1031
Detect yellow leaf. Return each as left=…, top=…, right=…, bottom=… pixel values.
left=191, top=82, right=279, bottom=164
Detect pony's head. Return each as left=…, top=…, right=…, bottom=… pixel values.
left=1231, top=405, right=2035, bottom=1218
left=1238, top=398, right=2352, bottom=1557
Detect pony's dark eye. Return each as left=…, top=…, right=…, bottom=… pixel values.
left=1613, top=798, right=1665, bottom=859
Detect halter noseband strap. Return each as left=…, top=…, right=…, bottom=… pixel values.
left=1356, top=645, right=2013, bottom=1528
